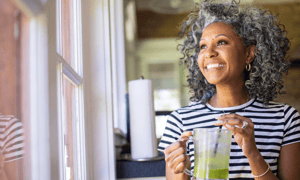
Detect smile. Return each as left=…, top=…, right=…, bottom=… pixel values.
left=206, top=63, right=225, bottom=70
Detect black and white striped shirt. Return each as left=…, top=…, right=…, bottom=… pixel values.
left=158, top=98, right=300, bottom=179
left=0, top=114, right=25, bottom=162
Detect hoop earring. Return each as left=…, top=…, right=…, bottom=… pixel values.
left=245, top=63, right=251, bottom=71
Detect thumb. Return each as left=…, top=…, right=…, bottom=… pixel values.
left=177, top=131, right=192, bottom=152
left=180, top=131, right=192, bottom=141
left=181, top=131, right=192, bottom=138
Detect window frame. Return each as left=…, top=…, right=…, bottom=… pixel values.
left=82, top=0, right=119, bottom=179
left=14, top=0, right=51, bottom=179
left=55, top=55, right=86, bottom=180
left=14, top=0, right=119, bottom=179
left=55, top=0, right=86, bottom=178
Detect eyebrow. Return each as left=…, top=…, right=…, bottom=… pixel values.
left=216, top=34, right=230, bottom=39
left=200, top=34, right=230, bottom=41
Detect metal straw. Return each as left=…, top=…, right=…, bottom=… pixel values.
left=213, top=110, right=236, bottom=157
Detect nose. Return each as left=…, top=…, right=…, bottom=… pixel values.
left=205, top=45, right=218, bottom=59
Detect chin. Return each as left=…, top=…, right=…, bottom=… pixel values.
left=206, top=79, right=218, bottom=85
left=205, top=76, right=223, bottom=85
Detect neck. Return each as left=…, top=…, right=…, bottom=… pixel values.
left=211, top=85, right=249, bottom=108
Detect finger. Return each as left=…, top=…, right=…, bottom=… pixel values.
left=169, top=153, right=187, bottom=171
left=174, top=161, right=186, bottom=174
left=216, top=115, right=254, bottom=129
left=218, top=114, right=253, bottom=127
left=214, top=117, right=243, bottom=127
left=225, top=118, right=253, bottom=129
left=181, top=131, right=192, bottom=138
left=217, top=113, right=247, bottom=120
left=165, top=146, right=186, bottom=167
left=164, top=140, right=186, bottom=155
left=225, top=124, right=247, bottom=134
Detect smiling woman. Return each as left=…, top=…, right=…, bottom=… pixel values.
left=197, top=22, right=255, bottom=88
left=158, top=0, right=300, bottom=180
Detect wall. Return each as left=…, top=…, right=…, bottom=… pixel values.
left=136, top=2, right=300, bottom=56
left=255, top=2, right=300, bottom=57
left=134, top=2, right=300, bottom=111
left=254, top=2, right=300, bottom=111
left=275, top=68, right=300, bottom=111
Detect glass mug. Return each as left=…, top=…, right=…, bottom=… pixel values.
left=183, top=128, right=232, bottom=180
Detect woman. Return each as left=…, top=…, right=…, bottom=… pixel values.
left=158, top=0, right=300, bottom=179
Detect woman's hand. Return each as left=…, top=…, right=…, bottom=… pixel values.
left=214, top=113, right=260, bottom=158
left=164, top=131, right=192, bottom=174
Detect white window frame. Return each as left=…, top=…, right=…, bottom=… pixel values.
left=110, top=0, right=127, bottom=136
left=82, top=0, right=123, bottom=179
left=55, top=55, right=86, bottom=180
left=14, top=0, right=51, bottom=180
left=14, top=0, right=121, bottom=179
left=55, top=0, right=87, bottom=179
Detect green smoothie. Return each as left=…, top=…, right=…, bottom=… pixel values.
left=189, top=129, right=232, bottom=179
left=194, top=167, right=228, bottom=179
left=193, top=153, right=229, bottom=179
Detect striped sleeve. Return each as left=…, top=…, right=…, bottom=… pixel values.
left=1, top=116, right=25, bottom=162
left=158, top=110, right=184, bottom=152
left=282, top=105, right=300, bottom=146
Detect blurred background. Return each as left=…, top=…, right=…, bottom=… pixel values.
left=0, top=0, right=300, bottom=179
left=128, top=0, right=300, bottom=142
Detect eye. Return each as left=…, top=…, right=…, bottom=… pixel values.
left=218, top=40, right=227, bottom=46
left=200, top=44, right=207, bottom=50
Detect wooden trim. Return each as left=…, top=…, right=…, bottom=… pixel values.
left=136, top=10, right=188, bottom=39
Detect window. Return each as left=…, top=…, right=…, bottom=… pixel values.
left=149, top=63, right=181, bottom=111
left=56, top=0, right=86, bottom=179
left=7, top=0, right=118, bottom=179
left=135, top=38, right=190, bottom=139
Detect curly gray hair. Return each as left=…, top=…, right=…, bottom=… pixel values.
left=178, top=0, right=290, bottom=105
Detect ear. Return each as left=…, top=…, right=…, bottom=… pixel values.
left=246, top=45, right=256, bottom=64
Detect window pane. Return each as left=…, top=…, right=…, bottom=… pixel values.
left=148, top=63, right=181, bottom=111
left=62, top=75, right=77, bottom=180
left=61, top=0, right=76, bottom=70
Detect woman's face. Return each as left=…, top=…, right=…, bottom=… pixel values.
left=197, top=22, right=248, bottom=86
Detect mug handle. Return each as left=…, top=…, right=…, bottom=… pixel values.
left=183, top=136, right=193, bottom=176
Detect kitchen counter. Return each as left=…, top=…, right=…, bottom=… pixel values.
left=116, top=153, right=165, bottom=179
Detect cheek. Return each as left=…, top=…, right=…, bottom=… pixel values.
left=236, top=53, right=247, bottom=67
left=197, top=54, right=204, bottom=70
left=229, top=51, right=244, bottom=64
left=230, top=54, right=247, bottom=74
left=197, top=59, right=207, bottom=78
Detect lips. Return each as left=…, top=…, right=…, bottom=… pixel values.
left=205, top=63, right=225, bottom=70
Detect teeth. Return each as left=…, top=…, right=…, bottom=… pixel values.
left=206, top=64, right=224, bottom=69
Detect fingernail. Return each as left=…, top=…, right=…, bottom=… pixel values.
left=226, top=124, right=233, bottom=128
left=214, top=120, right=224, bottom=124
